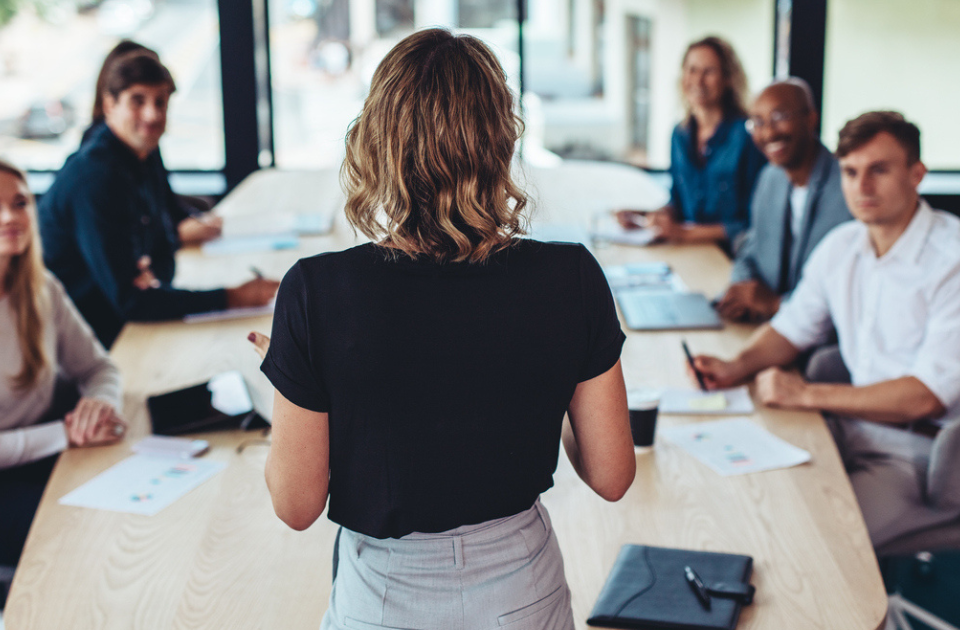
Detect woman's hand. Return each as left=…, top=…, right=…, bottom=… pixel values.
left=248, top=332, right=271, bottom=360
left=64, top=398, right=126, bottom=447
left=646, top=211, right=684, bottom=242
left=178, top=214, right=224, bottom=245
left=614, top=210, right=648, bottom=230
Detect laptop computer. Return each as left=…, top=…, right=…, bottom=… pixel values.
left=616, top=289, right=723, bottom=331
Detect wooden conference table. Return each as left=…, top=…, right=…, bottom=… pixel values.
left=6, top=165, right=887, bottom=630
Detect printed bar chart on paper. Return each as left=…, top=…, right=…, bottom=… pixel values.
left=660, top=418, right=811, bottom=476
left=59, top=455, right=226, bottom=516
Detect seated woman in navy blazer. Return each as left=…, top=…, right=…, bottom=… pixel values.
left=252, top=28, right=636, bottom=630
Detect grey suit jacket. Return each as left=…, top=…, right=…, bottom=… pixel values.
left=730, top=143, right=852, bottom=294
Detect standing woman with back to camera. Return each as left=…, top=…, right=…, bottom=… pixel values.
left=252, top=28, right=636, bottom=630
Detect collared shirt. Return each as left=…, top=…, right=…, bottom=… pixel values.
left=669, top=117, right=767, bottom=244
left=789, top=185, right=808, bottom=242
left=729, top=142, right=852, bottom=295
left=772, top=201, right=960, bottom=419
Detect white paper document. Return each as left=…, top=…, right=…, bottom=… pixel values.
left=590, top=214, right=657, bottom=246
left=659, top=386, right=755, bottom=415
left=59, top=455, right=227, bottom=516
left=603, top=263, right=688, bottom=293
left=183, top=300, right=275, bottom=323
left=660, top=417, right=812, bottom=476
left=223, top=212, right=334, bottom=237
left=202, top=234, right=299, bottom=256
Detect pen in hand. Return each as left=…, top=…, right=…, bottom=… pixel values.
left=682, top=340, right=708, bottom=392
left=250, top=266, right=264, bottom=280
left=684, top=565, right=712, bottom=611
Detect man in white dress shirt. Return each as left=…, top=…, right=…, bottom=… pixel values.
left=692, top=111, right=960, bottom=546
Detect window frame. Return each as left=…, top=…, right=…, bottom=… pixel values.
left=18, top=0, right=960, bottom=210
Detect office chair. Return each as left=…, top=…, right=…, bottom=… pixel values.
left=877, top=418, right=960, bottom=630
left=805, top=347, right=960, bottom=630
left=878, top=528, right=960, bottom=630
left=877, top=420, right=960, bottom=630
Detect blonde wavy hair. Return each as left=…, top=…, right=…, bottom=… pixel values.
left=0, top=159, right=49, bottom=390
left=680, top=36, right=749, bottom=122
left=341, top=28, right=528, bottom=263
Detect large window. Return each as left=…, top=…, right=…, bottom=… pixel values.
left=268, top=0, right=517, bottom=169
left=521, top=0, right=774, bottom=169
left=10, top=0, right=958, bottom=196
left=822, top=0, right=960, bottom=170
left=0, top=0, right=224, bottom=171
left=269, top=0, right=773, bottom=171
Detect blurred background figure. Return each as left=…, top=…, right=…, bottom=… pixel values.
left=39, top=50, right=278, bottom=349
left=0, top=159, right=125, bottom=580
left=617, top=36, right=765, bottom=250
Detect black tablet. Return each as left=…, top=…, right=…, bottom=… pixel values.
left=147, top=371, right=262, bottom=435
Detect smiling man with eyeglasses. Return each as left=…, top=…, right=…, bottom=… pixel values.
left=715, top=79, right=852, bottom=322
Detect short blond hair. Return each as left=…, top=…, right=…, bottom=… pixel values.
left=341, top=29, right=528, bottom=263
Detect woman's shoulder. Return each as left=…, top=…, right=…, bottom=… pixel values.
left=504, top=240, right=600, bottom=281
left=285, top=243, right=381, bottom=281
left=509, top=238, right=588, bottom=262
left=670, top=120, right=690, bottom=143
left=718, top=115, right=750, bottom=141
left=41, top=271, right=71, bottom=313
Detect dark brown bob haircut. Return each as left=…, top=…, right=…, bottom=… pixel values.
left=837, top=111, right=921, bottom=164
left=104, top=50, right=176, bottom=101
left=341, top=28, right=527, bottom=263
left=92, top=40, right=159, bottom=121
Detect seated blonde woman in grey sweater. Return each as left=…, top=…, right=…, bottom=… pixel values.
left=0, top=158, right=125, bottom=570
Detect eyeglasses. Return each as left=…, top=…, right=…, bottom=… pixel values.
left=745, top=109, right=806, bottom=134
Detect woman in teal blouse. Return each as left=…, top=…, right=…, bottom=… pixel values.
left=619, top=36, right=765, bottom=250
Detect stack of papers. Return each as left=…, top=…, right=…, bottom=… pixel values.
left=604, top=263, right=687, bottom=292
left=660, top=418, right=811, bottom=476
left=658, top=386, right=755, bottom=415
left=223, top=212, right=334, bottom=237
left=183, top=300, right=275, bottom=323
left=202, top=234, right=299, bottom=256
left=591, top=214, right=657, bottom=246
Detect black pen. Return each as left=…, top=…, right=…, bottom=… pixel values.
left=682, top=340, right=707, bottom=392
left=684, top=565, right=712, bottom=611
left=250, top=266, right=264, bottom=280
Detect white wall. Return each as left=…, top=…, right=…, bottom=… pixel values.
left=599, top=0, right=772, bottom=167
left=822, top=0, right=960, bottom=169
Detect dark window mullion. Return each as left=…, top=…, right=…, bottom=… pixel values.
left=218, top=0, right=272, bottom=192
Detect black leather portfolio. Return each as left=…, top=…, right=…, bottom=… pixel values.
left=588, top=544, right=754, bottom=630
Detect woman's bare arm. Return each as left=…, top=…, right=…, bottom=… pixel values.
left=264, top=389, right=329, bottom=531
left=564, top=360, right=636, bottom=501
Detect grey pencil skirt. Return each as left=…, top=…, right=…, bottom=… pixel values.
left=320, top=498, right=575, bottom=630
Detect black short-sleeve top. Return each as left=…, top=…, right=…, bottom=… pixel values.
left=261, top=239, right=625, bottom=539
